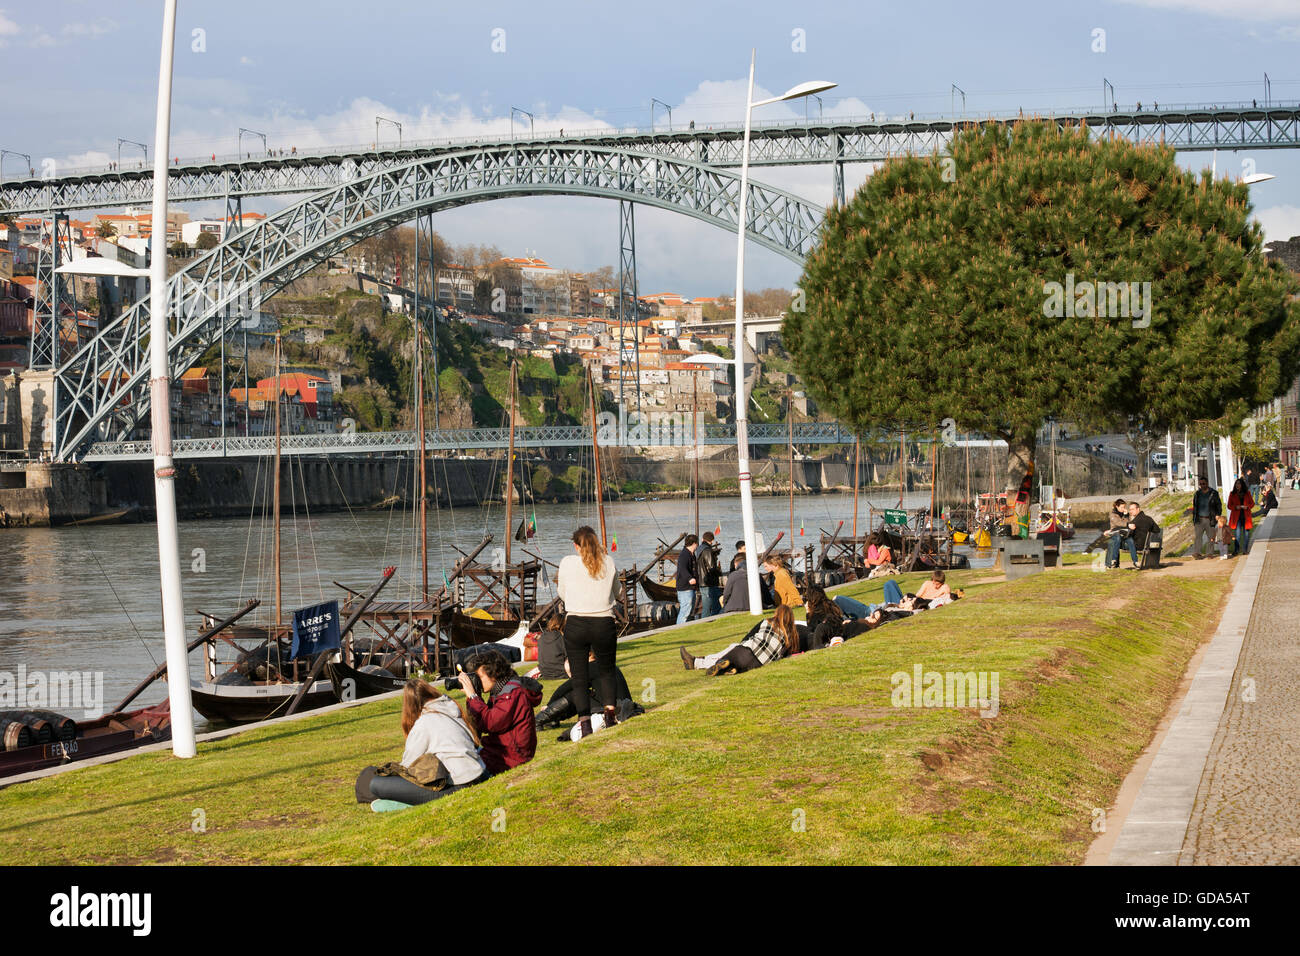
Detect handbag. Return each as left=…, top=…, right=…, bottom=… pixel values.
left=374, top=753, right=452, bottom=791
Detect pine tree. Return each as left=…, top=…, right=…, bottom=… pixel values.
left=785, top=120, right=1300, bottom=492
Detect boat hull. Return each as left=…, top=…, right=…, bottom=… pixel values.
left=189, top=678, right=336, bottom=724
left=0, top=703, right=171, bottom=779
left=446, top=611, right=524, bottom=649
left=327, top=661, right=406, bottom=700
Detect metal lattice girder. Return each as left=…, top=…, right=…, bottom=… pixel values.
left=30, top=214, right=77, bottom=370
left=51, top=145, right=825, bottom=459
left=81, top=420, right=856, bottom=461
left=616, top=199, right=640, bottom=412
left=9, top=106, right=1300, bottom=215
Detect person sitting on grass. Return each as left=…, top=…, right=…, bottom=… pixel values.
left=460, top=650, right=543, bottom=774
left=766, top=554, right=803, bottom=607
left=864, top=532, right=893, bottom=572
left=534, top=649, right=644, bottom=732
left=915, top=569, right=950, bottom=604
left=355, top=679, right=490, bottom=811
left=801, top=585, right=845, bottom=651
left=679, top=604, right=800, bottom=676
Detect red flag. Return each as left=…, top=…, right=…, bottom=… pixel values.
left=610, top=534, right=618, bottom=552
left=713, top=523, right=722, bottom=537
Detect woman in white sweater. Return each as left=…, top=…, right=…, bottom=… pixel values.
left=358, top=680, right=489, bottom=808
left=556, top=525, right=620, bottom=740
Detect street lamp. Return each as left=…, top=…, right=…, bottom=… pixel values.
left=651, top=98, right=673, bottom=131
left=510, top=106, right=534, bottom=140
left=0, top=149, right=31, bottom=181
left=117, top=138, right=147, bottom=171
left=733, top=51, right=836, bottom=614
left=376, top=115, right=402, bottom=148
left=238, top=127, right=266, bottom=160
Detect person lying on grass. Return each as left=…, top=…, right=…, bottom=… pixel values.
left=678, top=604, right=801, bottom=676
left=535, top=648, right=644, bottom=733
left=354, top=679, right=490, bottom=811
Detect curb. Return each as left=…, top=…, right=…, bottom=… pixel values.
left=1106, top=509, right=1275, bottom=865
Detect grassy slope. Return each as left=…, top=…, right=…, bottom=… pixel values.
left=0, top=566, right=1229, bottom=865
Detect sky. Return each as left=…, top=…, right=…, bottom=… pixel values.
left=4, top=0, right=1300, bottom=296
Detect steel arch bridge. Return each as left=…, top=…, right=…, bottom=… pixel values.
left=4, top=105, right=1300, bottom=214
left=51, top=144, right=824, bottom=460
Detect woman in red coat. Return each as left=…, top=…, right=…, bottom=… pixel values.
left=1227, top=478, right=1255, bottom=556
left=460, top=651, right=543, bottom=774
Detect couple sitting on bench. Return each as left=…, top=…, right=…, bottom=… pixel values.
left=1104, top=501, right=1161, bottom=569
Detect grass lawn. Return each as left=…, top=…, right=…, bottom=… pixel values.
left=0, top=565, right=1231, bottom=865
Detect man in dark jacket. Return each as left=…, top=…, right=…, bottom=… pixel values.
left=674, top=534, right=699, bottom=626
left=1119, top=502, right=1160, bottom=568
left=1184, top=477, right=1222, bottom=559
left=697, top=531, right=722, bottom=618
left=462, top=651, right=543, bottom=774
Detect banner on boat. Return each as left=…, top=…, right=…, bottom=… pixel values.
left=291, top=600, right=341, bottom=659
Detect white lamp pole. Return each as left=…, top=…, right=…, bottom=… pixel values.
left=149, top=0, right=197, bottom=757
left=732, top=50, right=836, bottom=614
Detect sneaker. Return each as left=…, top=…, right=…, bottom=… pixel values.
left=705, top=658, right=732, bottom=677
left=370, top=799, right=411, bottom=813
left=828, top=636, right=845, bottom=647
left=1219, top=554, right=1228, bottom=560
left=569, top=713, right=604, bottom=741
left=679, top=646, right=696, bottom=670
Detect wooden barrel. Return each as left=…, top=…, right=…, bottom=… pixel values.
left=0, top=717, right=34, bottom=751
left=17, top=710, right=76, bottom=742
left=18, top=718, right=52, bottom=744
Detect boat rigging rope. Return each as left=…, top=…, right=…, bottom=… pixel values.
left=70, top=521, right=157, bottom=670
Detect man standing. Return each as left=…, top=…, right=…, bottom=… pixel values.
left=674, top=534, right=699, bottom=627
left=1185, top=477, right=1221, bottom=559
left=697, top=531, right=723, bottom=618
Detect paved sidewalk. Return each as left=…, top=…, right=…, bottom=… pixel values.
left=1179, top=498, right=1300, bottom=864
left=1108, top=496, right=1277, bottom=864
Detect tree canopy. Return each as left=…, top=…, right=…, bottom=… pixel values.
left=784, top=121, right=1300, bottom=483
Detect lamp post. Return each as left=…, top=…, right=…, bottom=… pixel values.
left=651, top=98, right=673, bottom=131
left=117, top=138, right=147, bottom=171
left=375, top=115, right=402, bottom=148
left=238, top=127, right=266, bottom=160
left=510, top=107, right=534, bottom=140
left=733, top=50, right=836, bottom=614
left=0, top=149, right=31, bottom=181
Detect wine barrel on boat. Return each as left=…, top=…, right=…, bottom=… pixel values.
left=0, top=717, right=33, bottom=751
left=17, top=710, right=76, bottom=742
left=16, top=717, right=52, bottom=744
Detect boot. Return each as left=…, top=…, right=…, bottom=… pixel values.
left=562, top=716, right=593, bottom=742
left=603, top=704, right=618, bottom=729
left=535, top=697, right=575, bottom=730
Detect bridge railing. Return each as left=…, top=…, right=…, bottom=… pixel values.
left=11, top=100, right=1298, bottom=183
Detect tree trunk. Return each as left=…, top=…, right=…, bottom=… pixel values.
left=1005, top=434, right=1036, bottom=539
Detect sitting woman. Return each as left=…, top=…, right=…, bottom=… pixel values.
left=864, top=532, right=893, bottom=570
left=536, top=649, right=637, bottom=730
left=460, top=650, right=543, bottom=774
left=915, top=569, right=950, bottom=603
left=355, top=679, right=490, bottom=809
left=680, top=605, right=801, bottom=676
left=535, top=610, right=568, bottom=680
left=802, top=585, right=845, bottom=651
left=765, top=555, right=803, bottom=607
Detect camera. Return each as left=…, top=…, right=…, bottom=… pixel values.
left=444, top=669, right=482, bottom=695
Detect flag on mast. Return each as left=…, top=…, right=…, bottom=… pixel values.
left=610, top=534, right=618, bottom=552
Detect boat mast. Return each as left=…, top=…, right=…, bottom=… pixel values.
left=788, top=389, right=795, bottom=556
left=852, top=434, right=860, bottom=543
left=898, top=425, right=905, bottom=508
left=416, top=313, right=428, bottom=601
left=929, top=427, right=938, bottom=530
left=587, top=366, right=608, bottom=548
left=273, top=331, right=282, bottom=631
left=505, top=361, right=516, bottom=567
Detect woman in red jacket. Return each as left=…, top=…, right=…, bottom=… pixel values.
left=460, top=650, right=543, bottom=774
left=1227, top=478, right=1255, bottom=556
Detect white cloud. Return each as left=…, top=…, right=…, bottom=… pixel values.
left=0, top=10, right=19, bottom=38
left=62, top=18, right=118, bottom=37
left=239, top=55, right=254, bottom=65
left=1254, top=204, right=1300, bottom=244
left=1111, top=0, right=1300, bottom=19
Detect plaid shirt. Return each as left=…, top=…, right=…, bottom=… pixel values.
left=741, top=620, right=791, bottom=666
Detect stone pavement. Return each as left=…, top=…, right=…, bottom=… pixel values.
left=1107, top=491, right=1295, bottom=864
left=1179, top=495, right=1300, bottom=864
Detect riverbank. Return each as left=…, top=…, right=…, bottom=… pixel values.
left=0, top=559, right=1232, bottom=864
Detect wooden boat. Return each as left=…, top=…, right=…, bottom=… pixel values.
left=1035, top=506, right=1075, bottom=539
left=640, top=575, right=679, bottom=603
left=326, top=661, right=407, bottom=700
left=188, top=676, right=337, bottom=724
left=61, top=506, right=138, bottom=527
left=0, top=703, right=170, bottom=779
left=446, top=610, right=526, bottom=649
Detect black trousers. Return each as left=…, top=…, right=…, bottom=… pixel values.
left=356, top=766, right=490, bottom=805
left=563, top=614, right=618, bottom=717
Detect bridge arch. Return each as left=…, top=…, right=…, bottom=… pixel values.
left=54, top=144, right=824, bottom=458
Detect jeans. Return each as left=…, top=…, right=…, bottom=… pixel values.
left=833, top=580, right=902, bottom=619
left=1108, top=534, right=1138, bottom=567
left=701, top=586, right=723, bottom=618
left=1234, top=523, right=1251, bottom=555
left=676, top=590, right=696, bottom=626
left=563, top=614, right=618, bottom=716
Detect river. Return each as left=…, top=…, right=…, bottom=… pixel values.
left=0, top=491, right=1074, bottom=719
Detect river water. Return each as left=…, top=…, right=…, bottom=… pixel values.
left=0, top=491, right=1075, bottom=718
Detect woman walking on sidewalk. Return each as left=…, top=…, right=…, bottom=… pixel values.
left=556, top=525, right=621, bottom=740
left=1227, top=478, right=1255, bottom=556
